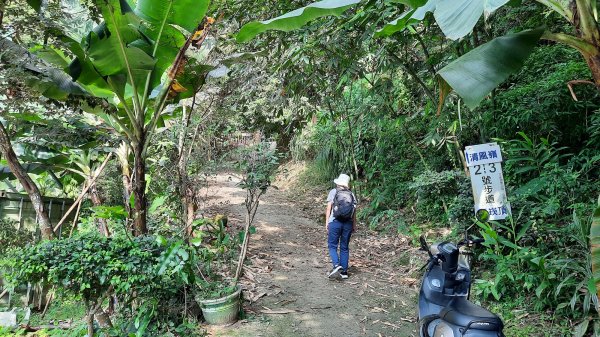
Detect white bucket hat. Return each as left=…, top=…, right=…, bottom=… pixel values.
left=333, top=173, right=350, bottom=188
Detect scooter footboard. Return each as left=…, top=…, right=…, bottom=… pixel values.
left=432, top=321, right=503, bottom=337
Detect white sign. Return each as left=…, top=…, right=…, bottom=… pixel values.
left=465, top=143, right=511, bottom=220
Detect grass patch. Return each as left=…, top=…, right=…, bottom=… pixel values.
left=29, top=295, right=86, bottom=327
left=479, top=297, right=572, bottom=337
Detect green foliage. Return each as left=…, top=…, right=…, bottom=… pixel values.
left=195, top=279, right=237, bottom=300
left=474, top=209, right=599, bottom=320
left=482, top=45, right=597, bottom=146
left=190, top=216, right=240, bottom=298
left=409, top=170, right=471, bottom=224
left=4, top=234, right=195, bottom=308
left=439, top=28, right=544, bottom=109
left=236, top=142, right=280, bottom=192
left=0, top=220, right=33, bottom=253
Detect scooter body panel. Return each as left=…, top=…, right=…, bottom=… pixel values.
left=432, top=321, right=503, bottom=337
left=417, top=239, right=504, bottom=337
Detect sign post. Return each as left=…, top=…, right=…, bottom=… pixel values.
left=464, top=143, right=511, bottom=221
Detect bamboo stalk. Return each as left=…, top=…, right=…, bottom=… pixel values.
left=68, top=196, right=84, bottom=238
left=40, top=287, right=55, bottom=319
left=0, top=288, right=8, bottom=299
left=53, top=153, right=112, bottom=233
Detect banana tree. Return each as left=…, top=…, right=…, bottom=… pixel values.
left=377, top=0, right=600, bottom=108
left=21, top=0, right=213, bottom=235
left=237, top=0, right=600, bottom=109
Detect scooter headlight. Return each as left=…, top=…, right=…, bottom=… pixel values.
left=431, top=279, right=441, bottom=288
left=455, top=272, right=465, bottom=281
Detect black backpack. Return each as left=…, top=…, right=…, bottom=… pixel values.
left=333, top=188, right=355, bottom=221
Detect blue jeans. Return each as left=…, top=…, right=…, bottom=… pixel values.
left=328, top=219, right=353, bottom=271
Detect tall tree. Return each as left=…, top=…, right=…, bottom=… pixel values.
left=11, top=0, right=214, bottom=235
left=0, top=121, right=54, bottom=240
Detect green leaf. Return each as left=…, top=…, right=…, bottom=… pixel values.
left=26, top=0, right=41, bottom=12
left=31, top=45, right=71, bottom=69
left=491, top=284, right=500, bottom=300
left=377, top=0, right=510, bottom=39
left=92, top=206, right=128, bottom=220
left=156, top=235, right=167, bottom=246
left=89, top=0, right=156, bottom=96
left=135, top=0, right=210, bottom=90
left=393, top=0, right=427, bottom=6
left=168, top=62, right=214, bottom=101
left=497, top=236, right=520, bottom=250
left=375, top=0, right=438, bottom=37
left=157, top=241, right=183, bottom=275
left=135, top=0, right=208, bottom=34
left=149, top=195, right=167, bottom=214
left=535, top=280, right=549, bottom=297
left=434, top=0, right=510, bottom=40
left=573, top=320, right=590, bottom=337
left=236, top=0, right=361, bottom=43
left=438, top=28, right=544, bottom=109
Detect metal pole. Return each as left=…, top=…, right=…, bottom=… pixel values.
left=18, top=197, right=23, bottom=230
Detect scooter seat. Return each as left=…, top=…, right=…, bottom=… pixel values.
left=439, top=297, right=503, bottom=331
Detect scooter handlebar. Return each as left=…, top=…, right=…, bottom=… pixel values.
left=458, top=236, right=485, bottom=247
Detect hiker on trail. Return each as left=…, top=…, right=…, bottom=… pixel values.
left=325, top=173, right=357, bottom=280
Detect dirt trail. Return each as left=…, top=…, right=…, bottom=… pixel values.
left=202, top=173, right=419, bottom=337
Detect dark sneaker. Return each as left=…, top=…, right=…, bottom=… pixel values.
left=340, top=271, right=348, bottom=279
left=328, top=265, right=342, bottom=279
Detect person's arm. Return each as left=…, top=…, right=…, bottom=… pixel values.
left=325, top=202, right=332, bottom=231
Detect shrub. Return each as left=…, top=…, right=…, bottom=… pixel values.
left=0, top=220, right=32, bottom=253
left=3, top=234, right=195, bottom=336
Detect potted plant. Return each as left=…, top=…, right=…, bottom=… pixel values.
left=194, top=279, right=242, bottom=326
left=191, top=216, right=242, bottom=325
left=192, top=142, right=279, bottom=325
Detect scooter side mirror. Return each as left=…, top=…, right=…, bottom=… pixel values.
left=419, top=235, right=434, bottom=258
left=419, top=235, right=428, bottom=250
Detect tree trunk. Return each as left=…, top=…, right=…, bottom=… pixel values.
left=116, top=141, right=133, bottom=223
left=0, top=5, right=4, bottom=29
left=176, top=105, right=199, bottom=236
left=132, top=141, right=147, bottom=236
left=185, top=198, right=196, bottom=236
left=584, top=53, right=600, bottom=91
left=94, top=310, right=113, bottom=329
left=89, top=183, right=110, bottom=237
left=0, top=122, right=54, bottom=240
left=86, top=308, right=94, bottom=337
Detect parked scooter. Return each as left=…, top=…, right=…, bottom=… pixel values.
left=417, top=227, right=505, bottom=337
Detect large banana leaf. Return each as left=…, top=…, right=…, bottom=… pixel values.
left=236, top=0, right=361, bottom=43
left=591, top=196, right=600, bottom=314
left=0, top=37, right=86, bottom=100
left=377, top=0, right=510, bottom=39
left=135, top=0, right=210, bottom=90
left=89, top=0, right=156, bottom=96
left=437, top=28, right=544, bottom=109
left=435, top=0, right=510, bottom=40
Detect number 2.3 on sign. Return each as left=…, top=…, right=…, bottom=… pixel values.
left=472, top=163, right=497, bottom=175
